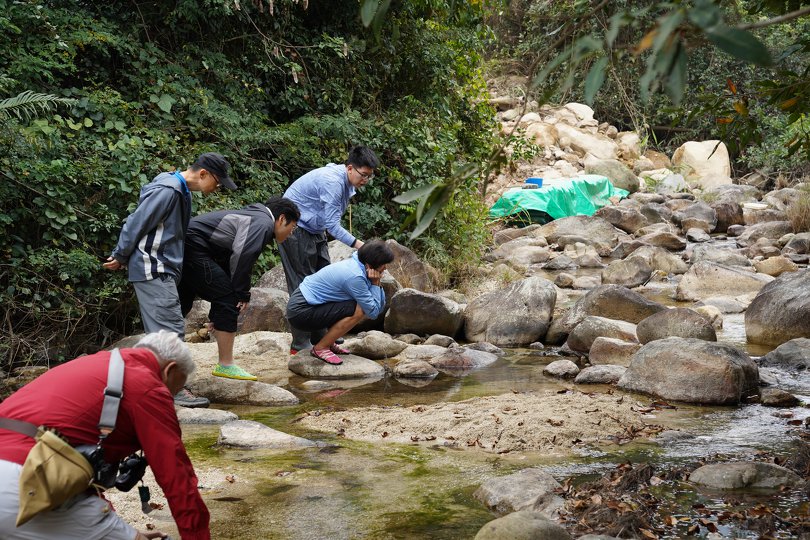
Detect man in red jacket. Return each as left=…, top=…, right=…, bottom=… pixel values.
left=0, top=331, right=210, bottom=540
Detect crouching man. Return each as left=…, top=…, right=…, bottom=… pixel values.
left=285, top=240, right=395, bottom=365
left=0, top=331, right=210, bottom=540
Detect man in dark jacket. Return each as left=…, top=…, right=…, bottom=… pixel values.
left=178, top=196, right=300, bottom=380
left=0, top=331, right=210, bottom=540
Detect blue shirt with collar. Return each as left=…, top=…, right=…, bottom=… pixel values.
left=299, top=252, right=386, bottom=319
left=283, top=162, right=357, bottom=246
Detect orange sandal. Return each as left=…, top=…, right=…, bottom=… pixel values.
left=311, top=347, right=343, bottom=365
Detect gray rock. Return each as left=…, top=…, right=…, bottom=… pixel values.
left=588, top=337, right=641, bottom=367
left=711, top=201, right=745, bottom=233
left=698, top=296, right=751, bottom=314
left=760, top=387, right=801, bottom=407
left=464, top=276, right=557, bottom=346
left=543, top=255, right=578, bottom=271
left=783, top=232, right=810, bottom=255
left=394, top=333, right=424, bottom=345
left=706, top=184, right=761, bottom=206
left=299, top=380, right=334, bottom=391
left=184, top=300, right=211, bottom=334
left=385, top=288, right=464, bottom=337
left=537, top=215, right=631, bottom=256
left=395, top=344, right=450, bottom=361
left=636, top=308, right=717, bottom=344
left=639, top=202, right=673, bottom=224
left=636, top=231, right=687, bottom=251
left=393, top=359, right=439, bottom=379
left=466, top=342, right=507, bottom=356
left=474, top=511, right=572, bottom=540
left=188, top=378, right=299, bottom=407
left=601, top=257, right=652, bottom=288
left=686, top=228, right=711, bottom=242
left=344, top=330, right=408, bottom=359
left=473, top=468, right=563, bottom=516
left=690, top=245, right=752, bottom=267
left=689, top=462, right=802, bottom=489
left=618, top=337, right=759, bottom=404
left=218, top=420, right=319, bottom=449
left=753, top=255, right=798, bottom=277
left=543, top=359, right=580, bottom=378
left=760, top=338, right=810, bottom=371
left=626, top=245, right=689, bottom=275
left=237, top=287, right=290, bottom=333
left=745, top=269, right=810, bottom=346
left=423, top=334, right=457, bottom=347
left=584, top=157, right=639, bottom=193
left=288, top=352, right=385, bottom=380
left=727, top=224, right=746, bottom=237
left=255, top=265, right=287, bottom=291
left=566, top=316, right=637, bottom=354
left=674, top=201, right=718, bottom=233
left=429, top=347, right=498, bottom=372
left=494, top=226, right=541, bottom=246
left=574, top=365, right=625, bottom=384
left=736, top=221, right=794, bottom=248
left=177, top=408, right=239, bottom=425
left=546, top=285, right=665, bottom=344
left=554, top=272, right=575, bottom=288
left=594, top=205, right=648, bottom=234
left=385, top=239, right=439, bottom=292
left=676, top=262, right=772, bottom=302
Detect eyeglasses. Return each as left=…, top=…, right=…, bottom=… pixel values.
left=354, top=168, right=374, bottom=181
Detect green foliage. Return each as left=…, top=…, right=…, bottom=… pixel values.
left=0, top=91, right=76, bottom=121
left=786, top=189, right=810, bottom=232
left=0, top=0, right=496, bottom=367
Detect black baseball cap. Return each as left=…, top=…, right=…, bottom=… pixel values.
left=195, top=152, right=237, bottom=190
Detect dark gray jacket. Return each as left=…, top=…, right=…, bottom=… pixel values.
left=111, top=172, right=191, bottom=282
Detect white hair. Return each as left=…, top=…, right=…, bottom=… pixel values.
left=135, top=331, right=196, bottom=379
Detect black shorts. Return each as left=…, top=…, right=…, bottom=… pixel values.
left=286, top=288, right=356, bottom=332
left=178, top=253, right=239, bottom=333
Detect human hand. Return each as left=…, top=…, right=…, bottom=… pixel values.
left=102, top=257, right=123, bottom=271
left=366, top=267, right=382, bottom=285
left=354, top=239, right=364, bottom=250
left=135, top=530, right=169, bottom=539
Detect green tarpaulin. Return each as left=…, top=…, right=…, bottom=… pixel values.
left=489, top=174, right=629, bottom=225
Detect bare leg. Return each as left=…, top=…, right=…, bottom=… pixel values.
left=213, top=329, right=236, bottom=366
left=313, top=304, right=365, bottom=350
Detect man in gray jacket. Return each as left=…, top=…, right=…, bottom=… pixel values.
left=103, top=152, right=236, bottom=405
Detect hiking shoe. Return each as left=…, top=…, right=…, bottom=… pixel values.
left=212, top=364, right=258, bottom=381
left=174, top=387, right=210, bottom=408
left=329, top=343, right=350, bottom=355
left=311, top=347, right=342, bottom=365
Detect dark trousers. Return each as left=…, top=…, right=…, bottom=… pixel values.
left=278, top=227, right=331, bottom=350
left=178, top=252, right=240, bottom=333
left=286, top=288, right=357, bottom=345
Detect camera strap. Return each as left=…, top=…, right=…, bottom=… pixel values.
left=0, top=349, right=125, bottom=442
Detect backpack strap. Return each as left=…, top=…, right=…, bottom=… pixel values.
left=97, top=348, right=125, bottom=438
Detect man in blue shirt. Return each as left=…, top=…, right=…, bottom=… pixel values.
left=286, top=240, right=394, bottom=365
left=279, top=146, right=380, bottom=354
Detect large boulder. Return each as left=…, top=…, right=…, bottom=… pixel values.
left=583, top=156, right=639, bottom=192
left=536, top=216, right=630, bottom=256
left=735, top=221, right=794, bottom=248
left=588, top=337, right=641, bottom=367
left=753, top=255, right=798, bottom=277
left=474, top=511, right=572, bottom=540
left=473, top=468, right=563, bottom=516
left=618, top=337, right=759, bottom=404
left=566, top=316, right=637, bottom=353
left=189, top=378, right=299, bottom=406
left=671, top=140, right=731, bottom=184
left=636, top=308, right=717, bottom=344
left=601, top=257, right=652, bottom=288
left=237, top=287, right=289, bottom=333
left=288, top=352, right=386, bottom=380
left=464, top=276, right=557, bottom=346
left=745, top=269, right=810, bottom=346
left=384, top=288, right=464, bottom=337
left=710, top=201, right=745, bottom=233
left=673, top=201, right=718, bottom=233
left=574, top=365, right=626, bottom=384
left=675, top=262, right=773, bottom=302
left=428, top=347, right=499, bottom=373
left=184, top=299, right=211, bottom=333
left=690, top=462, right=802, bottom=490
left=635, top=231, right=687, bottom=252
left=689, top=245, right=751, bottom=267
left=546, top=285, right=666, bottom=344
left=594, top=205, right=648, bottom=234
left=343, top=330, right=408, bottom=359
left=555, top=123, right=619, bottom=160
left=255, top=265, right=288, bottom=291
left=626, top=245, right=689, bottom=275
left=759, top=338, right=810, bottom=372
left=385, top=239, right=440, bottom=292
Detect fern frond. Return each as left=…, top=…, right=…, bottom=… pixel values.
left=0, top=91, right=77, bottom=122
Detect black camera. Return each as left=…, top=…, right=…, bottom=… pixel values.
left=115, top=453, right=148, bottom=492
left=76, top=444, right=118, bottom=489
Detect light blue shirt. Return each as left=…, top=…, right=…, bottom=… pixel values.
left=283, top=163, right=357, bottom=246
left=299, top=253, right=386, bottom=319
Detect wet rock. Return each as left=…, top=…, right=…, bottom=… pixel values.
left=566, top=316, right=638, bottom=354
left=424, top=334, right=457, bottom=347
left=188, top=378, right=299, bottom=407
left=601, top=257, right=652, bottom=288
left=464, top=276, right=557, bottom=346
left=474, top=468, right=563, bottom=516
left=760, top=387, right=801, bottom=407
left=636, top=308, right=717, bottom=344
left=686, top=228, right=711, bottom=242
left=544, top=255, right=578, bottom=271
left=299, top=380, right=333, bottom=391
left=588, top=337, right=641, bottom=367
left=698, top=295, right=752, bottom=314
left=393, top=359, right=439, bottom=379
left=735, top=221, right=794, bottom=248
left=759, top=338, right=810, bottom=374
left=572, top=275, right=601, bottom=289
left=288, top=352, right=385, bottom=380
left=385, top=288, right=464, bottom=337
left=554, top=273, right=575, bottom=288
left=236, top=287, right=289, bottom=333
left=745, top=269, right=810, bottom=346
left=636, top=231, right=687, bottom=251
left=395, top=344, right=450, bottom=361
left=466, top=342, right=506, bottom=356
left=752, top=255, right=798, bottom=277
left=218, top=420, right=319, bottom=449
left=429, top=347, right=498, bottom=372
left=474, top=511, right=572, bottom=540
left=344, top=330, right=408, bottom=360
left=618, top=337, right=759, bottom=404
left=177, top=408, right=238, bottom=425
left=394, top=333, right=424, bottom=345
left=546, top=285, right=665, bottom=344
left=543, top=359, right=580, bottom=378
left=675, top=262, right=773, bottom=302
left=574, top=365, right=625, bottom=384
left=689, top=462, right=802, bottom=489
